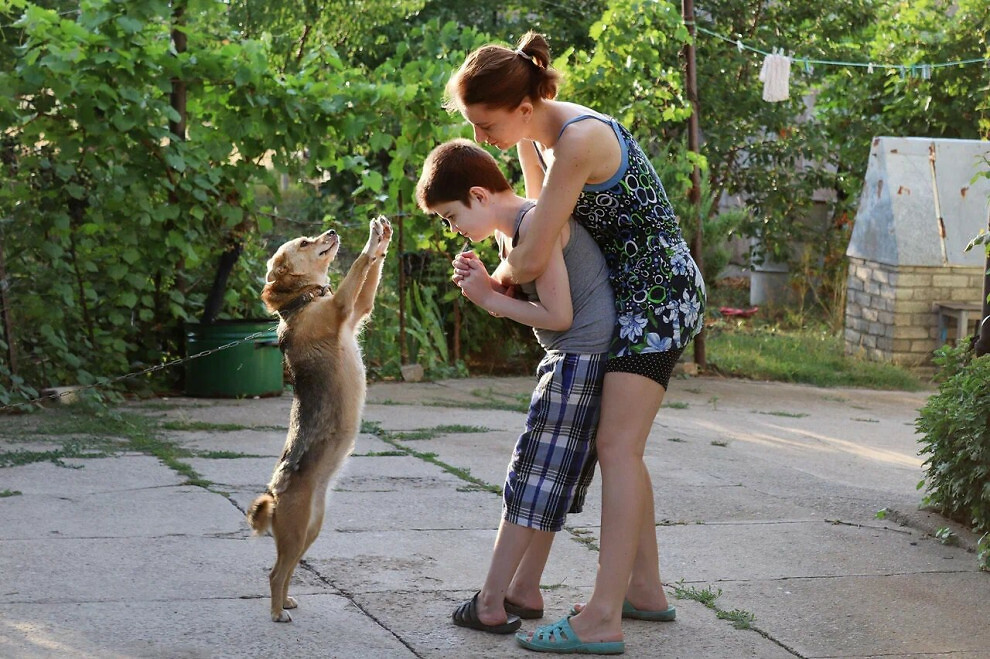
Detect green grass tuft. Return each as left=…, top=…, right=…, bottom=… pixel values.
left=705, top=325, right=926, bottom=390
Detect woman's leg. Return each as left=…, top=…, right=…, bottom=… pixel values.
left=564, top=371, right=666, bottom=643
left=626, top=468, right=670, bottom=611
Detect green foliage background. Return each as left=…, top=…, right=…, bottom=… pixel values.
left=0, top=0, right=988, bottom=406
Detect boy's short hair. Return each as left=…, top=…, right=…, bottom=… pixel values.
left=416, top=138, right=512, bottom=213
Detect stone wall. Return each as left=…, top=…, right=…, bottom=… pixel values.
left=844, top=256, right=984, bottom=365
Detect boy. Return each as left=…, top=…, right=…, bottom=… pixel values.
left=415, top=138, right=615, bottom=634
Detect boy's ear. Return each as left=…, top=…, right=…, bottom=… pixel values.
left=468, top=186, right=489, bottom=205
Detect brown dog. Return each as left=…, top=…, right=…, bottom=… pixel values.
left=247, top=216, right=392, bottom=622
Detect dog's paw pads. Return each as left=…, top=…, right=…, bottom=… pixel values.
left=273, top=610, right=293, bottom=623
left=283, top=596, right=298, bottom=609
left=369, top=218, right=384, bottom=240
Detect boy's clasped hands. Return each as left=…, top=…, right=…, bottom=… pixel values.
left=452, top=250, right=514, bottom=310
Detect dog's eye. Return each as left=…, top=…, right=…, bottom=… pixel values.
left=300, top=239, right=311, bottom=247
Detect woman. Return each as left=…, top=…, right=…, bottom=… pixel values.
left=447, top=31, right=705, bottom=654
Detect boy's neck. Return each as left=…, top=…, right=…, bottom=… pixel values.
left=491, top=192, right=533, bottom=237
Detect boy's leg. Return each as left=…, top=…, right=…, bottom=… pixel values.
left=474, top=520, right=538, bottom=625
left=507, top=528, right=554, bottom=611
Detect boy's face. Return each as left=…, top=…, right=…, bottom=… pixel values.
left=432, top=195, right=495, bottom=243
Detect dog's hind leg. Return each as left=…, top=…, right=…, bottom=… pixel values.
left=281, top=495, right=327, bottom=612
left=267, top=490, right=311, bottom=622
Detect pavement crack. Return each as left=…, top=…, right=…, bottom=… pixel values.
left=296, top=559, right=425, bottom=658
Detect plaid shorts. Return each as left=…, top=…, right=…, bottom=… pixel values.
left=503, top=351, right=606, bottom=532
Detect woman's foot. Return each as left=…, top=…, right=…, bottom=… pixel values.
left=553, top=607, right=623, bottom=645
left=623, top=584, right=670, bottom=614
left=516, top=616, right=624, bottom=654
left=570, top=591, right=673, bottom=620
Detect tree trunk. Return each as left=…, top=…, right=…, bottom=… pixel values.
left=0, top=231, right=16, bottom=378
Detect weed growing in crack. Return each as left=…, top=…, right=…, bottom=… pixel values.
left=674, top=581, right=757, bottom=630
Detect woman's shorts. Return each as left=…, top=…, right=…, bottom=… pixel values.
left=605, top=347, right=685, bottom=389
left=503, top=351, right=606, bottom=532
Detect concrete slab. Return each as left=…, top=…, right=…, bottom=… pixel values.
left=364, top=404, right=526, bottom=433
left=0, top=535, right=306, bottom=605
left=355, top=589, right=795, bottom=658
left=718, top=571, right=990, bottom=658
left=167, top=428, right=286, bottom=456
left=303, top=527, right=599, bottom=595
left=3, top=376, right=987, bottom=659
left=0, top=485, right=242, bottom=540
left=0, top=595, right=412, bottom=659
left=0, top=456, right=183, bottom=495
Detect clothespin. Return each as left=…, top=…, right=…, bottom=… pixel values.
left=736, top=39, right=744, bottom=53
left=867, top=62, right=874, bottom=74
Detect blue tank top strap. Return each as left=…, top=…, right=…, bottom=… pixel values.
left=530, top=140, right=548, bottom=172
left=555, top=113, right=610, bottom=141
left=531, top=114, right=616, bottom=173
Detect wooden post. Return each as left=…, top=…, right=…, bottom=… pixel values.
left=398, top=212, right=407, bottom=365
left=0, top=230, right=17, bottom=378
left=682, top=0, right=706, bottom=368
left=169, top=1, right=187, bottom=142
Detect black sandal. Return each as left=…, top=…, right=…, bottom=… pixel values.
left=504, top=598, right=544, bottom=619
left=452, top=592, right=522, bottom=634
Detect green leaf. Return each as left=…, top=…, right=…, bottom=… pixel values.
left=115, top=16, right=143, bottom=35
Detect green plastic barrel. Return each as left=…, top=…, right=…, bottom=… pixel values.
left=184, top=320, right=283, bottom=397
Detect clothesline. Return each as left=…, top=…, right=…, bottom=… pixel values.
left=695, top=24, right=988, bottom=74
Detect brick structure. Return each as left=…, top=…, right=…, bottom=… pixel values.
left=845, top=257, right=984, bottom=366
left=844, top=137, right=990, bottom=365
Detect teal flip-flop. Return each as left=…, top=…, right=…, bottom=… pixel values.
left=568, top=600, right=676, bottom=622
left=621, top=600, right=676, bottom=621
left=515, top=617, right=625, bottom=655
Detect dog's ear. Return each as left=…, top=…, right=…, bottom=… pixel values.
left=266, top=253, right=287, bottom=284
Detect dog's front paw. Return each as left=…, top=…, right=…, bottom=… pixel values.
left=272, top=609, right=292, bottom=623
left=364, top=216, right=392, bottom=258
left=376, top=217, right=392, bottom=257
left=283, top=596, right=298, bottom=609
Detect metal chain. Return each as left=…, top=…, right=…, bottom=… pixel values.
left=0, top=326, right=278, bottom=413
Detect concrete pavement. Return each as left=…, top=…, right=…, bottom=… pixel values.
left=1, top=375, right=988, bottom=658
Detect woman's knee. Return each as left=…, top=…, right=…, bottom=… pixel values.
left=595, top=434, right=645, bottom=469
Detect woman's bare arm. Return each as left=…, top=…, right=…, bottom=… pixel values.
left=493, top=132, right=597, bottom=285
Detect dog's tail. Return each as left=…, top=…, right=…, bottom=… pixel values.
left=246, top=492, right=275, bottom=535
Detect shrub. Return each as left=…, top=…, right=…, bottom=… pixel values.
left=916, top=341, right=990, bottom=570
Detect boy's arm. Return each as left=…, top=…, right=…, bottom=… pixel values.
left=457, top=238, right=572, bottom=331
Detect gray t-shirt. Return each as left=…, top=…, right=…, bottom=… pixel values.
left=497, top=201, right=615, bottom=354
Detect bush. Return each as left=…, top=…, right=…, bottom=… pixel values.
left=916, top=342, right=990, bottom=570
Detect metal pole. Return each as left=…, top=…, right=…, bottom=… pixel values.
left=975, top=206, right=990, bottom=357
left=682, top=0, right=706, bottom=368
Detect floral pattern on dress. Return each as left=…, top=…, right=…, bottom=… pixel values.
left=568, top=117, right=706, bottom=358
